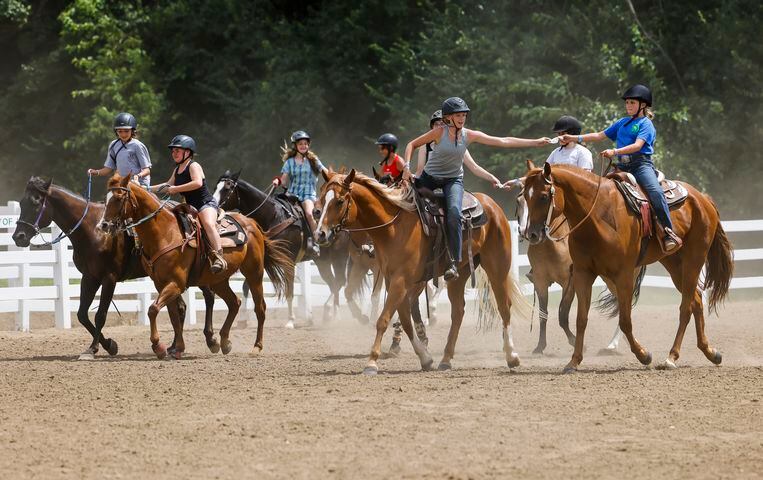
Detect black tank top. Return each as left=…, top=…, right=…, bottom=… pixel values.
left=173, top=160, right=214, bottom=210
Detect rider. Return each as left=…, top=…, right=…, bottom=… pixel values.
left=561, top=84, right=680, bottom=252
left=404, top=97, right=549, bottom=281
left=546, top=115, right=593, bottom=171
left=273, top=130, right=326, bottom=255
left=88, top=112, right=151, bottom=186
left=145, top=135, right=227, bottom=273
left=375, top=133, right=405, bottom=185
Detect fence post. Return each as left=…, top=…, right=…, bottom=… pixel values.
left=138, top=285, right=151, bottom=326
left=509, top=221, right=520, bottom=281
left=297, top=262, right=311, bottom=320
left=52, top=227, right=72, bottom=329
left=7, top=201, right=30, bottom=331
left=183, top=288, right=197, bottom=326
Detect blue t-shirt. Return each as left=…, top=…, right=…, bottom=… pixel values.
left=281, top=156, right=324, bottom=201
left=603, top=116, right=656, bottom=155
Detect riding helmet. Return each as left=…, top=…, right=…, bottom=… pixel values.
left=290, top=130, right=311, bottom=144
left=167, top=135, right=197, bottom=153
left=375, top=133, right=398, bottom=151
left=552, top=115, right=583, bottom=135
left=113, top=112, right=137, bottom=130
left=442, top=97, right=470, bottom=115
left=429, top=109, right=443, bottom=128
left=621, top=84, right=653, bottom=106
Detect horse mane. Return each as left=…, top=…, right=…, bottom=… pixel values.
left=29, top=176, right=93, bottom=204
left=348, top=172, right=416, bottom=212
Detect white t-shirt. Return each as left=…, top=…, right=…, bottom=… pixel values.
left=545, top=144, right=593, bottom=171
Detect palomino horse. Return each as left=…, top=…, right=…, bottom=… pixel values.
left=213, top=171, right=351, bottom=325
left=100, top=174, right=292, bottom=358
left=12, top=177, right=219, bottom=358
left=316, top=169, right=525, bottom=374
left=521, top=163, right=733, bottom=371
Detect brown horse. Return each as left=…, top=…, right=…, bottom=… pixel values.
left=100, top=174, right=292, bottom=358
left=521, top=163, right=733, bottom=372
left=315, top=169, right=525, bottom=374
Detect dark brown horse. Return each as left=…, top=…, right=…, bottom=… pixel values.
left=11, top=177, right=220, bottom=358
left=316, top=169, right=526, bottom=374
left=101, top=174, right=292, bottom=358
left=521, top=163, right=733, bottom=371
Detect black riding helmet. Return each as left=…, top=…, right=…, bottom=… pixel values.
left=622, top=84, right=653, bottom=106
left=429, top=109, right=443, bottom=128
left=167, top=135, right=197, bottom=153
left=290, top=130, right=311, bottom=144
left=113, top=112, right=137, bottom=131
left=442, top=97, right=470, bottom=115
left=552, top=115, right=583, bottom=135
left=375, top=133, right=398, bottom=152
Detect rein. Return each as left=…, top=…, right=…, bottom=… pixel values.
left=16, top=174, right=93, bottom=245
left=108, top=186, right=171, bottom=232
left=332, top=181, right=403, bottom=234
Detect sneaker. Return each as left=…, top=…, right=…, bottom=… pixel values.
left=210, top=249, right=227, bottom=273
left=444, top=264, right=459, bottom=282
left=663, top=235, right=678, bottom=253
left=361, top=244, right=375, bottom=258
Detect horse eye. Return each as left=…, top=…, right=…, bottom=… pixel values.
left=336, top=198, right=344, bottom=205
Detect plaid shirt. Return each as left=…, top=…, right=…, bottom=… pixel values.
left=281, top=156, right=324, bottom=201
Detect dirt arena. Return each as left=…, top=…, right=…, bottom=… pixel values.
left=0, top=297, right=761, bottom=479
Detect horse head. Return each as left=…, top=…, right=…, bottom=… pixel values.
left=521, top=161, right=562, bottom=244
left=213, top=168, right=241, bottom=209
left=12, top=176, right=54, bottom=247
left=100, top=173, right=137, bottom=234
left=315, top=168, right=356, bottom=246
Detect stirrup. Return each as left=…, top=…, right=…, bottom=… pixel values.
left=210, top=249, right=227, bottom=273
left=444, top=264, right=459, bottom=282
left=662, top=227, right=683, bottom=253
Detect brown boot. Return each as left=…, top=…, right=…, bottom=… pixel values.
left=209, top=248, right=227, bottom=273
left=662, top=227, right=683, bottom=254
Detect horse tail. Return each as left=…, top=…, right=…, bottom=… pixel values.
left=703, top=220, right=734, bottom=315
left=263, top=236, right=293, bottom=301
left=476, top=267, right=532, bottom=333
left=595, top=265, right=647, bottom=318
left=345, top=256, right=370, bottom=302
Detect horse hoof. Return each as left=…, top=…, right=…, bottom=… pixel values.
left=221, top=341, right=233, bottom=355
left=562, top=365, right=577, bottom=374
left=78, top=351, right=95, bottom=361
left=152, top=343, right=167, bottom=360
left=249, top=346, right=263, bottom=357
left=172, top=350, right=183, bottom=360
left=105, top=339, right=119, bottom=356
left=639, top=351, right=653, bottom=366
left=532, top=346, right=545, bottom=355
left=506, top=354, right=521, bottom=369
left=437, top=362, right=452, bottom=371
left=656, top=359, right=677, bottom=370
left=359, top=315, right=370, bottom=325
left=711, top=350, right=722, bottom=365
left=388, top=343, right=401, bottom=357
left=284, top=320, right=295, bottom=329
left=363, top=366, right=378, bottom=376
left=208, top=340, right=221, bottom=354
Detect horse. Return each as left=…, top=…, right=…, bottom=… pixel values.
left=212, top=170, right=351, bottom=325
left=521, top=162, right=733, bottom=371
left=11, top=176, right=223, bottom=359
left=315, top=169, right=526, bottom=374
left=100, top=174, right=292, bottom=358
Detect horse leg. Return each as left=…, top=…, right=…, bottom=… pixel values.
left=369, top=268, right=382, bottom=323
left=532, top=285, right=550, bottom=355
left=565, top=268, right=595, bottom=372
left=558, top=273, right=577, bottom=347
left=199, top=286, right=220, bottom=353
left=332, top=255, right=346, bottom=320
left=75, top=276, right=110, bottom=359
left=613, top=273, right=652, bottom=367
left=481, top=262, right=521, bottom=369
left=364, top=277, right=406, bottom=375
left=429, top=280, right=444, bottom=326
left=148, top=283, right=182, bottom=359
left=439, top=269, right=469, bottom=370
left=240, top=257, right=267, bottom=353
left=315, top=258, right=337, bottom=323
left=240, top=281, right=250, bottom=329
left=89, top=277, right=119, bottom=358
left=284, top=264, right=296, bottom=326
left=211, top=281, right=242, bottom=355
left=601, top=277, right=623, bottom=351
left=166, top=300, right=185, bottom=359
left=409, top=283, right=429, bottom=346
left=345, top=257, right=369, bottom=324
left=396, top=291, right=433, bottom=371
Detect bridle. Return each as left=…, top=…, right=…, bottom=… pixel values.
left=324, top=178, right=402, bottom=236
left=16, top=174, right=93, bottom=245
left=219, top=177, right=277, bottom=218
left=105, top=185, right=171, bottom=233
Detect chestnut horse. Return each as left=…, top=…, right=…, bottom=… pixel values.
left=521, top=163, right=733, bottom=371
left=100, top=174, right=292, bottom=358
left=316, top=169, right=525, bottom=374
left=11, top=177, right=220, bottom=359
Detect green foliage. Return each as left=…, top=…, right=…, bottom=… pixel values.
left=0, top=0, right=30, bottom=25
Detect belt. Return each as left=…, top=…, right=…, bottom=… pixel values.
left=617, top=153, right=651, bottom=164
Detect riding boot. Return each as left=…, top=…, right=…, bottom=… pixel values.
left=210, top=248, right=227, bottom=273
left=662, top=227, right=683, bottom=254
left=444, top=263, right=459, bottom=282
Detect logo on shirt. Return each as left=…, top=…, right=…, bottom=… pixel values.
left=631, top=124, right=640, bottom=133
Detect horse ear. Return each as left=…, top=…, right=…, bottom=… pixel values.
left=542, top=162, right=553, bottom=183
left=43, top=177, right=53, bottom=192
left=526, top=159, right=536, bottom=171
left=120, top=173, right=131, bottom=187
left=344, top=168, right=356, bottom=186
left=233, top=169, right=241, bottom=180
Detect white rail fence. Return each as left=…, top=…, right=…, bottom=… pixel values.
left=1, top=201, right=761, bottom=331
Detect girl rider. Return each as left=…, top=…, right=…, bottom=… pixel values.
left=546, top=115, right=593, bottom=171
left=272, top=130, right=327, bottom=255
left=375, top=133, right=405, bottom=185
left=145, top=135, right=227, bottom=273
left=88, top=112, right=151, bottom=186
left=404, top=97, right=549, bottom=281
left=560, top=84, right=680, bottom=252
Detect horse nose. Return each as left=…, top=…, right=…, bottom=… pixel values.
left=316, top=229, right=328, bottom=246
left=99, top=221, right=109, bottom=231
left=312, top=208, right=321, bottom=221
left=528, top=231, right=541, bottom=244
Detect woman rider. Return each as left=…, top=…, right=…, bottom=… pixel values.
left=560, top=84, right=680, bottom=252
left=375, top=133, right=405, bottom=185
left=145, top=135, right=227, bottom=273
left=88, top=112, right=152, bottom=186
left=404, top=97, right=549, bottom=281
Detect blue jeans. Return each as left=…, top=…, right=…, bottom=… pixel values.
left=417, top=172, right=464, bottom=263
left=618, top=160, right=673, bottom=230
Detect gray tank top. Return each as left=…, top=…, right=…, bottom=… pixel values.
left=424, top=127, right=467, bottom=178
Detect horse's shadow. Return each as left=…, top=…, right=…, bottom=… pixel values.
left=0, top=353, right=203, bottom=362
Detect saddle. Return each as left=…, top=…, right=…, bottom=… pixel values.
left=607, top=169, right=688, bottom=246
left=173, top=204, right=247, bottom=249
left=270, top=192, right=315, bottom=261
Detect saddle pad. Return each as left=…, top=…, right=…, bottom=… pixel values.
left=180, top=213, right=247, bottom=249
left=614, top=179, right=688, bottom=216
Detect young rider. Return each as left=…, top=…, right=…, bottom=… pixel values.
left=404, top=97, right=549, bottom=281
left=560, top=84, right=680, bottom=252
left=88, top=112, right=151, bottom=186
left=375, top=133, right=405, bottom=185
left=272, top=130, right=326, bottom=255
left=546, top=115, right=593, bottom=171
left=145, top=135, right=227, bottom=273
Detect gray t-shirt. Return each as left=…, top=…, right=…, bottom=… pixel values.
left=424, top=127, right=467, bottom=178
left=104, top=139, right=151, bottom=186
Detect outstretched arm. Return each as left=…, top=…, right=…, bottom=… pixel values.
left=468, top=129, right=550, bottom=148
left=463, top=150, right=501, bottom=187
left=560, top=131, right=607, bottom=144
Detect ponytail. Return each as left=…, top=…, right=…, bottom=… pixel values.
left=644, top=107, right=654, bottom=120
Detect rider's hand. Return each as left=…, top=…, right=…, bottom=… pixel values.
left=491, top=177, right=502, bottom=189
left=87, top=169, right=99, bottom=176
left=131, top=175, right=140, bottom=184
left=401, top=169, right=412, bottom=182
left=537, top=137, right=552, bottom=146
left=272, top=176, right=282, bottom=187
left=601, top=149, right=616, bottom=158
